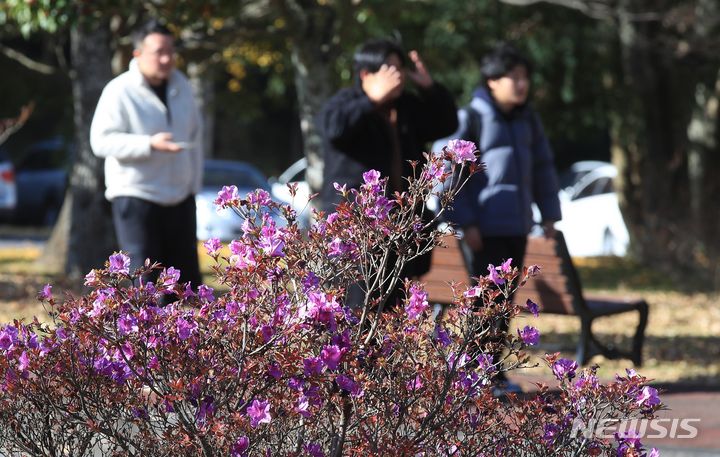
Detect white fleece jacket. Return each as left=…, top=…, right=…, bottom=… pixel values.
left=90, top=59, right=203, bottom=205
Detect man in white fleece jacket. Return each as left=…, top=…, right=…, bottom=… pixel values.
left=90, top=20, right=203, bottom=293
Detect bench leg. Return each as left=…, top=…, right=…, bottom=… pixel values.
left=632, top=300, right=649, bottom=367
left=577, top=317, right=593, bottom=366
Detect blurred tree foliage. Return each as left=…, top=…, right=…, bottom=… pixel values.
left=1, top=0, right=719, bottom=286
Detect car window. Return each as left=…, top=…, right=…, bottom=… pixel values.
left=573, top=176, right=614, bottom=200
left=204, top=166, right=269, bottom=190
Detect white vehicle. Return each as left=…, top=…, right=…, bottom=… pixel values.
left=269, top=157, right=312, bottom=230
left=196, top=159, right=286, bottom=241
left=553, top=162, right=629, bottom=257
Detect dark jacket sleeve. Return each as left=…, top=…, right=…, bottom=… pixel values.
left=410, top=82, right=459, bottom=143
left=530, top=112, right=562, bottom=222
left=317, top=88, right=376, bottom=146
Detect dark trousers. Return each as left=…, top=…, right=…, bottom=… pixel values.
left=112, top=195, right=202, bottom=289
left=460, top=235, right=528, bottom=379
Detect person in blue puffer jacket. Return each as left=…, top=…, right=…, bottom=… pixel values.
left=445, top=42, right=562, bottom=391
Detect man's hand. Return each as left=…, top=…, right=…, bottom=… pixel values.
left=406, top=50, right=433, bottom=89
left=463, top=226, right=483, bottom=252
left=542, top=221, right=557, bottom=239
left=150, top=132, right=181, bottom=153
left=362, top=64, right=404, bottom=105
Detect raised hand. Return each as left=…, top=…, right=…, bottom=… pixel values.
left=362, top=64, right=404, bottom=105
left=406, top=50, right=433, bottom=89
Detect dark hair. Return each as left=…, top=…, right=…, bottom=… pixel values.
left=132, top=19, right=173, bottom=50
left=353, top=38, right=406, bottom=75
left=480, top=42, right=532, bottom=86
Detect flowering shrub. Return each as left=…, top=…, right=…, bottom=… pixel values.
left=0, top=142, right=662, bottom=456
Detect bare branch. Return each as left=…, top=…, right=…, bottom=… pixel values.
left=0, top=43, right=57, bottom=74
left=0, top=102, right=35, bottom=146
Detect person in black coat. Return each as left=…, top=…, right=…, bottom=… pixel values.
left=316, top=38, right=458, bottom=309
left=318, top=38, right=458, bottom=212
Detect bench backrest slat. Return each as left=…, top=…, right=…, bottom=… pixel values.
left=420, top=231, right=587, bottom=316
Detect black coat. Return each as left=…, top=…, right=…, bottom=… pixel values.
left=317, top=83, right=458, bottom=212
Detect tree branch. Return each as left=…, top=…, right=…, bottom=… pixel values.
left=0, top=43, right=57, bottom=74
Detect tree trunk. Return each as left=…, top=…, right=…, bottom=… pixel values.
left=612, top=0, right=720, bottom=287
left=187, top=61, right=216, bottom=158
left=39, top=21, right=116, bottom=278
left=277, top=0, right=341, bottom=195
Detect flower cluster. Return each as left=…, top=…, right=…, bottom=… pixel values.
left=0, top=141, right=662, bottom=457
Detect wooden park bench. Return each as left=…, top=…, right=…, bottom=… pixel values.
left=420, top=230, right=649, bottom=366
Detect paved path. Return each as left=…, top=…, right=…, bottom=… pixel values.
left=511, top=373, right=720, bottom=455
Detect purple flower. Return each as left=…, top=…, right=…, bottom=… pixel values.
left=259, top=224, right=285, bottom=257
left=39, top=284, right=52, bottom=300
left=247, top=189, right=271, bottom=206
left=500, top=258, right=513, bottom=273
left=303, top=357, right=324, bottom=377
left=636, top=386, right=661, bottom=407
left=117, top=315, right=139, bottom=335
left=160, top=267, right=181, bottom=288
left=405, top=284, right=429, bottom=320
left=647, top=448, right=660, bottom=457
left=487, top=263, right=505, bottom=285
left=543, top=423, right=560, bottom=444
left=214, top=185, right=239, bottom=208
left=476, top=353, right=495, bottom=373
left=362, top=169, right=381, bottom=186
left=552, top=358, right=578, bottom=381
left=203, top=237, right=222, bottom=256
left=295, top=395, right=312, bottom=418
left=423, top=161, right=444, bottom=181
left=108, top=252, right=130, bottom=275
left=17, top=351, right=29, bottom=372
left=231, top=436, right=249, bottom=457
left=246, top=399, right=271, bottom=427
left=320, top=345, right=343, bottom=370
left=259, top=325, right=274, bottom=343
left=446, top=139, right=477, bottom=163
left=304, top=443, right=324, bottom=457
left=517, top=325, right=540, bottom=346
left=176, top=317, right=198, bottom=341
left=0, top=328, right=17, bottom=350
left=526, top=299, right=540, bottom=317
left=573, top=372, right=599, bottom=390
left=198, top=285, right=214, bottom=301
left=336, top=374, right=363, bottom=397
left=434, top=326, right=452, bottom=346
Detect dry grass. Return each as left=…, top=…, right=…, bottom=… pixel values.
left=1, top=246, right=718, bottom=386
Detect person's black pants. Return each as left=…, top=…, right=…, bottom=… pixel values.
left=112, top=195, right=202, bottom=289
left=460, top=235, right=527, bottom=379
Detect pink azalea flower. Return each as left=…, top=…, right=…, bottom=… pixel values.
left=446, top=139, right=477, bottom=163
left=517, top=325, right=540, bottom=345
left=108, top=252, right=130, bottom=275
left=320, top=344, right=343, bottom=370
left=203, top=237, right=222, bottom=256
left=39, top=284, right=52, bottom=300
left=246, top=399, right=272, bottom=427
left=487, top=263, right=505, bottom=285
left=405, top=284, right=429, bottom=320
left=214, top=185, right=239, bottom=208
left=526, top=299, right=540, bottom=317
left=362, top=169, right=381, bottom=186
left=636, top=386, right=661, bottom=407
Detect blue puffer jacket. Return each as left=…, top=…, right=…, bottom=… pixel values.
left=447, top=88, right=561, bottom=236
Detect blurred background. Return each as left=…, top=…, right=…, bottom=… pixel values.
left=1, top=0, right=719, bottom=285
